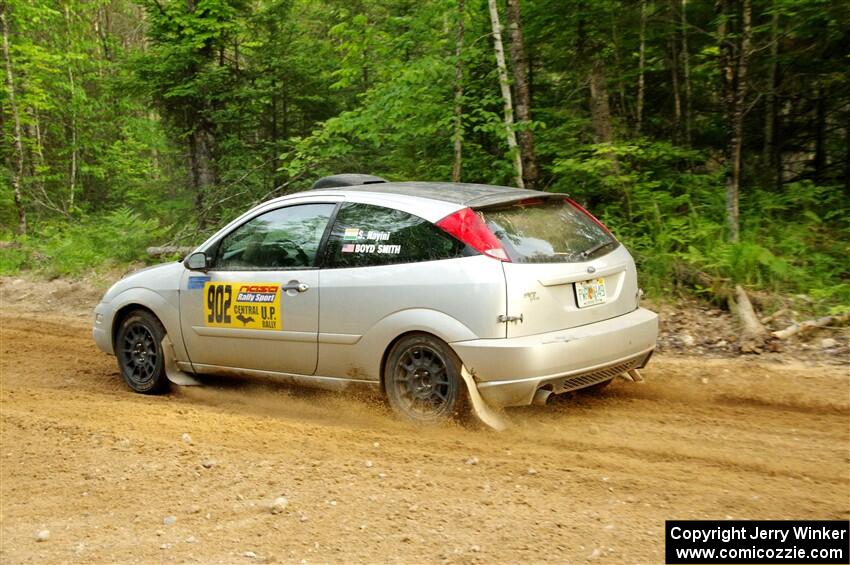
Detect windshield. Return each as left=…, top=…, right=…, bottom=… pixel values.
left=479, top=198, right=618, bottom=263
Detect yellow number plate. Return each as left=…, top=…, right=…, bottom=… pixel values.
left=204, top=282, right=281, bottom=330
left=575, top=278, right=607, bottom=308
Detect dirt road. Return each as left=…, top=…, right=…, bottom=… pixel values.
left=1, top=282, right=848, bottom=564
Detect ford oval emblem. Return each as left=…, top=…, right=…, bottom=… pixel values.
left=587, top=266, right=596, bottom=274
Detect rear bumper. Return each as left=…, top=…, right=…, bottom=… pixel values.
left=450, top=307, right=658, bottom=407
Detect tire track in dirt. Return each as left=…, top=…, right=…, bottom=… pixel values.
left=1, top=310, right=848, bottom=564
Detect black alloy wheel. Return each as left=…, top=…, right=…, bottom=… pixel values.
left=384, top=333, right=464, bottom=423
left=115, top=310, right=169, bottom=394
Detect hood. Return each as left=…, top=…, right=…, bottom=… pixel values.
left=101, top=261, right=185, bottom=303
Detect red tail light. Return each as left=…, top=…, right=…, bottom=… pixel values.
left=566, top=198, right=611, bottom=234
left=436, top=207, right=510, bottom=261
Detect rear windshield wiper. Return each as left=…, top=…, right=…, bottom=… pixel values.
left=580, top=239, right=617, bottom=259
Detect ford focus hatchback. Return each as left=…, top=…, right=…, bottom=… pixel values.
left=93, top=177, right=657, bottom=423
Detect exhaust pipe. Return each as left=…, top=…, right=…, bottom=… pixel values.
left=532, top=389, right=553, bottom=406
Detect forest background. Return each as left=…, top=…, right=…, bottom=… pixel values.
left=1, top=0, right=848, bottom=316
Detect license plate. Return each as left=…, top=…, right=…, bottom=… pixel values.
left=575, top=278, right=607, bottom=308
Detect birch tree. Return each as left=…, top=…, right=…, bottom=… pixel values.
left=506, top=0, right=538, bottom=188
left=1, top=9, right=26, bottom=234
left=487, top=0, right=524, bottom=188
left=451, top=0, right=465, bottom=182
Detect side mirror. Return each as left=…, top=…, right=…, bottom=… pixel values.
left=184, top=251, right=210, bottom=271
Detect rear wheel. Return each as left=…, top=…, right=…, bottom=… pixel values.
left=115, top=310, right=169, bottom=394
left=384, top=333, right=465, bottom=424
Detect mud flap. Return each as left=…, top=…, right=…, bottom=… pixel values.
left=619, top=368, right=645, bottom=383
left=460, top=366, right=509, bottom=431
left=161, top=336, right=202, bottom=386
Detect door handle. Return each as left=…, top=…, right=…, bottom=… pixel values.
left=282, top=280, right=309, bottom=293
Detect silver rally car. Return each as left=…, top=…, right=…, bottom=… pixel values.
left=93, top=175, right=657, bottom=423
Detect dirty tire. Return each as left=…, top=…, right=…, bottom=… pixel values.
left=384, top=333, right=465, bottom=424
left=115, top=310, right=169, bottom=394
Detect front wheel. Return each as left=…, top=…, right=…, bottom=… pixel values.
left=384, top=334, right=465, bottom=424
left=115, top=310, right=170, bottom=394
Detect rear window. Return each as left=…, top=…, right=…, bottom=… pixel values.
left=480, top=198, right=618, bottom=263
left=324, top=202, right=465, bottom=268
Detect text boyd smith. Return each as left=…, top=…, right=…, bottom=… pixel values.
left=670, top=524, right=848, bottom=544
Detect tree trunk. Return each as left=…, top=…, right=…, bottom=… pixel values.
left=681, top=0, right=692, bottom=145
left=718, top=0, right=736, bottom=241
left=282, top=85, right=289, bottom=139
left=24, top=109, right=62, bottom=214
left=25, top=111, right=50, bottom=209
left=32, top=112, right=46, bottom=191
left=506, top=0, right=538, bottom=188
left=148, top=109, right=161, bottom=181
left=610, top=11, right=628, bottom=120
left=762, top=3, right=778, bottom=186
left=188, top=126, right=217, bottom=229
left=589, top=58, right=615, bottom=145
left=65, top=5, right=78, bottom=211
left=670, top=32, right=682, bottom=142
left=1, top=11, right=26, bottom=235
left=68, top=67, right=77, bottom=211
left=96, top=5, right=111, bottom=62
left=735, top=0, right=752, bottom=233
left=636, top=0, right=647, bottom=135
left=814, top=87, right=827, bottom=183
left=845, top=109, right=850, bottom=196
left=487, top=0, right=524, bottom=188
left=718, top=0, right=751, bottom=243
left=451, top=0, right=465, bottom=183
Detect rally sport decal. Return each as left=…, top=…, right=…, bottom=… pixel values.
left=203, top=282, right=281, bottom=330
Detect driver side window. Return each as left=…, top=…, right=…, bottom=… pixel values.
left=213, top=203, right=335, bottom=270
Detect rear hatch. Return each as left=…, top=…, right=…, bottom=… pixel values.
left=477, top=197, right=639, bottom=338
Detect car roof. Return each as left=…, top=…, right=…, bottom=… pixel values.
left=195, top=181, right=558, bottom=254
left=312, top=181, right=553, bottom=208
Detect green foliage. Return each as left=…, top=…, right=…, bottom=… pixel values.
left=0, top=210, right=164, bottom=277
left=1, top=0, right=848, bottom=317
left=552, top=141, right=850, bottom=313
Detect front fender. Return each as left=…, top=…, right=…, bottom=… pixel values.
left=104, top=287, right=189, bottom=363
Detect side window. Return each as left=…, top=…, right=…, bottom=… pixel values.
left=214, top=203, right=335, bottom=270
left=325, top=203, right=463, bottom=268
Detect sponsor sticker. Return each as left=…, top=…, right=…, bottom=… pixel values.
left=341, top=243, right=402, bottom=254
left=187, top=275, right=210, bottom=290
left=377, top=244, right=401, bottom=254
left=341, top=227, right=392, bottom=242
left=365, top=230, right=390, bottom=241
left=203, top=282, right=281, bottom=330
left=342, top=243, right=401, bottom=255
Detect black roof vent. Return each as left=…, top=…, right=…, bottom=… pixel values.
left=310, top=173, right=388, bottom=190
